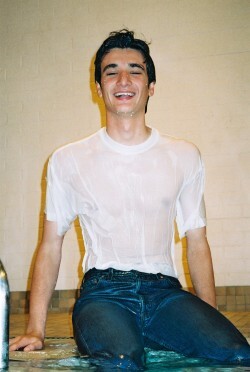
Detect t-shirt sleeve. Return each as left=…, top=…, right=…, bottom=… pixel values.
left=176, top=147, right=207, bottom=239
left=45, top=153, right=77, bottom=236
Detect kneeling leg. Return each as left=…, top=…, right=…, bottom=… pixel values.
left=145, top=291, right=250, bottom=364
left=73, top=301, right=145, bottom=369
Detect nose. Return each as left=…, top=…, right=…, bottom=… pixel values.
left=117, top=71, right=131, bottom=86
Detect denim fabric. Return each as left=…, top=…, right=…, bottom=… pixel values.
left=72, top=268, right=250, bottom=370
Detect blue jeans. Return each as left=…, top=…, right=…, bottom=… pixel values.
left=72, top=268, right=250, bottom=369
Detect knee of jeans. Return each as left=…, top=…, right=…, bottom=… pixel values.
left=230, top=343, right=250, bottom=364
left=73, top=321, right=145, bottom=368
left=93, top=350, right=145, bottom=370
left=215, top=342, right=250, bottom=364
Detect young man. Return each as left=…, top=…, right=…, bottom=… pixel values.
left=10, top=30, right=250, bottom=369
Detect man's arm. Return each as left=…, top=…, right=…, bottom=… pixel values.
left=9, top=218, right=64, bottom=351
left=186, top=226, right=217, bottom=308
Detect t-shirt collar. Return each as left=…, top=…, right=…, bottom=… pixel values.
left=99, top=127, right=159, bottom=155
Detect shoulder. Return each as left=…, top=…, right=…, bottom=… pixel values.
left=157, top=132, right=203, bottom=182
left=50, top=130, right=101, bottom=164
left=48, top=129, right=102, bottom=178
left=158, top=132, right=201, bottom=161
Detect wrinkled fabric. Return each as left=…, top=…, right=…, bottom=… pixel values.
left=45, top=127, right=206, bottom=276
left=72, top=269, right=250, bottom=368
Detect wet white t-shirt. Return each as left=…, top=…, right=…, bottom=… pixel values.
left=45, top=127, right=206, bottom=277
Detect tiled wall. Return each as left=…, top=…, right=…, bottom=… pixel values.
left=1, top=1, right=250, bottom=291
left=10, top=287, right=250, bottom=314
left=10, top=289, right=78, bottom=314
left=216, top=286, right=250, bottom=312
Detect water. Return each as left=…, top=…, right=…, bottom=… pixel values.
left=0, top=260, right=9, bottom=370
left=8, top=349, right=250, bottom=371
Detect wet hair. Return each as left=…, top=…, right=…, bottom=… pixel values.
left=94, top=29, right=156, bottom=113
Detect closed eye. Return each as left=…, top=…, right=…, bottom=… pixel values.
left=129, top=63, right=145, bottom=74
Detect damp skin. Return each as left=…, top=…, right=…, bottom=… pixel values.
left=96, top=48, right=154, bottom=118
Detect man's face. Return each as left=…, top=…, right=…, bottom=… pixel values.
left=96, top=48, right=155, bottom=117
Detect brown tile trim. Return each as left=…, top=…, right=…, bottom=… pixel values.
left=9, top=286, right=250, bottom=314
left=216, top=286, right=250, bottom=311
left=9, top=289, right=79, bottom=314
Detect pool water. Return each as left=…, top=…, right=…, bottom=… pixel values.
left=9, top=349, right=250, bottom=371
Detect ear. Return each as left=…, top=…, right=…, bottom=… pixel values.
left=96, top=82, right=102, bottom=97
left=148, top=82, right=155, bottom=97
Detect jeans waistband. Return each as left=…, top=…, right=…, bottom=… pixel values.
left=84, top=268, right=173, bottom=281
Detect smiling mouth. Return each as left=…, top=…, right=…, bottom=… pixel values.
left=114, top=92, right=135, bottom=98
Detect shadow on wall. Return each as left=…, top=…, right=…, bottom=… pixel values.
left=74, top=219, right=85, bottom=289
left=89, top=54, right=106, bottom=128
left=174, top=222, right=193, bottom=291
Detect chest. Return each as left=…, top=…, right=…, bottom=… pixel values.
left=72, top=150, right=184, bottom=215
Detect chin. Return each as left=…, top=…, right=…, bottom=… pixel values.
left=116, top=110, right=135, bottom=117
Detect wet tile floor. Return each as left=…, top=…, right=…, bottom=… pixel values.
left=10, top=312, right=74, bottom=338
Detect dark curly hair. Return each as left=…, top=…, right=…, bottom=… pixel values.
left=94, top=29, right=156, bottom=113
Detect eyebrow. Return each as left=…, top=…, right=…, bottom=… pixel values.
left=102, top=63, right=145, bottom=73
left=103, top=63, right=117, bottom=73
left=129, top=63, right=145, bottom=71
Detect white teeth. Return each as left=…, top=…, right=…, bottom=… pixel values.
left=114, top=92, right=134, bottom=97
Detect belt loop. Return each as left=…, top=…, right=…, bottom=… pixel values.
left=109, top=268, right=113, bottom=280
left=156, top=273, right=164, bottom=280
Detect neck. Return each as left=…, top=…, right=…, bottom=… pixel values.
left=106, top=113, right=151, bottom=145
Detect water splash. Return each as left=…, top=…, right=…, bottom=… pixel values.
left=9, top=349, right=249, bottom=371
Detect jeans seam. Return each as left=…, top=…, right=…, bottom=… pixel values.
left=74, top=319, right=92, bottom=356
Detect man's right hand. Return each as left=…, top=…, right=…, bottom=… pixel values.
left=9, top=333, right=44, bottom=352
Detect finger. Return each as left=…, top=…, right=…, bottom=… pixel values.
left=9, top=336, right=22, bottom=346
left=10, top=341, right=28, bottom=351
left=9, top=336, right=43, bottom=351
left=9, top=338, right=25, bottom=351
left=23, top=340, right=43, bottom=352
